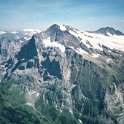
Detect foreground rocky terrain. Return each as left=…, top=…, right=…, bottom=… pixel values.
left=0, top=24, right=124, bottom=124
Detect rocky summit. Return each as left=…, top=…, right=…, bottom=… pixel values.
left=0, top=24, right=124, bottom=124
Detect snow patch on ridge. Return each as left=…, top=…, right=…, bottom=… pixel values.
left=92, top=54, right=100, bottom=58
left=60, top=25, right=67, bottom=31
left=68, top=27, right=124, bottom=51
left=11, top=31, right=18, bottom=34
left=43, top=37, right=65, bottom=53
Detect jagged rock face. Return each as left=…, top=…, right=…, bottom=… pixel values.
left=0, top=39, right=21, bottom=81
left=16, top=36, right=38, bottom=61
left=0, top=40, right=20, bottom=59
left=0, top=24, right=124, bottom=124
left=36, top=24, right=81, bottom=49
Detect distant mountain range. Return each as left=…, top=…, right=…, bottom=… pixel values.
left=91, top=27, right=124, bottom=36
left=0, top=26, right=123, bottom=41
left=0, top=29, right=41, bottom=42
left=0, top=24, right=124, bottom=124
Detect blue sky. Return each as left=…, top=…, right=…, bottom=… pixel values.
left=0, top=0, right=124, bottom=31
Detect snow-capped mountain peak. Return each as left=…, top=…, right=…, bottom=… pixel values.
left=35, top=24, right=124, bottom=53
left=93, top=27, right=124, bottom=36
left=60, top=24, right=67, bottom=31
left=1, top=24, right=124, bottom=124
left=47, top=24, right=78, bottom=33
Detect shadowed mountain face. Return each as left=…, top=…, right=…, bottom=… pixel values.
left=0, top=24, right=124, bottom=124
left=16, top=36, right=38, bottom=61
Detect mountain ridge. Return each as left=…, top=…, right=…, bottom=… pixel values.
left=1, top=25, right=124, bottom=37
left=91, top=26, right=124, bottom=36
left=0, top=24, right=124, bottom=124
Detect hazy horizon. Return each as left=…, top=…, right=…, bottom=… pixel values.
left=0, top=0, right=124, bottom=32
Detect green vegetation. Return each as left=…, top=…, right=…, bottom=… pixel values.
left=0, top=79, right=78, bottom=124
left=0, top=79, right=47, bottom=124
left=35, top=95, right=78, bottom=124
left=0, top=69, right=119, bottom=124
